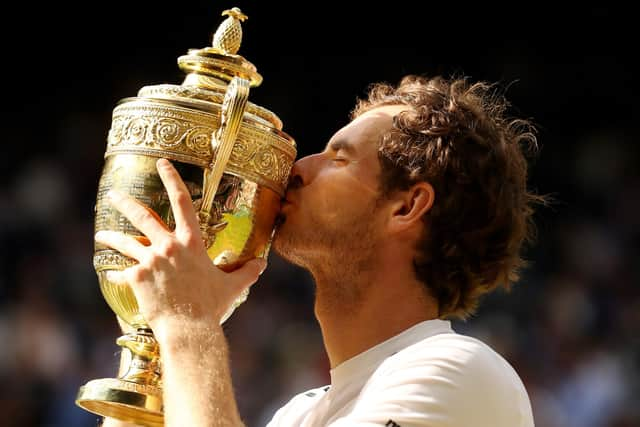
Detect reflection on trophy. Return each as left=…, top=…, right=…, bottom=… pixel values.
left=75, top=7, right=296, bottom=425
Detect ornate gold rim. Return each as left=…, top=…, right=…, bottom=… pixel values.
left=137, top=84, right=284, bottom=130
left=106, top=99, right=295, bottom=194
left=110, top=99, right=295, bottom=154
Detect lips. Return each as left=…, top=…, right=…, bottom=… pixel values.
left=280, top=199, right=293, bottom=212
left=278, top=195, right=291, bottom=217
left=281, top=191, right=295, bottom=206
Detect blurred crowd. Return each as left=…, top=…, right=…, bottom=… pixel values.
left=0, top=100, right=638, bottom=427
left=1, top=0, right=638, bottom=425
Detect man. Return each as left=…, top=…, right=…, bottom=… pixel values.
left=99, top=75, right=541, bottom=426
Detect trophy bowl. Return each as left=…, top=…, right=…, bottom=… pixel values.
left=75, top=8, right=296, bottom=426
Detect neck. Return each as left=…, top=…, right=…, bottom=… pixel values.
left=310, top=252, right=438, bottom=369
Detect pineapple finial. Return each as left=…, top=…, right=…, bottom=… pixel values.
left=212, top=7, right=248, bottom=55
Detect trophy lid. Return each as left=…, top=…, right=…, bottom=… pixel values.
left=178, top=7, right=263, bottom=89
left=133, top=7, right=286, bottom=131
left=107, top=7, right=296, bottom=193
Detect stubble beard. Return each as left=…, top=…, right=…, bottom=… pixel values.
left=272, top=201, right=381, bottom=313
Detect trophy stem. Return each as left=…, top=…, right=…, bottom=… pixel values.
left=76, top=329, right=164, bottom=426
left=117, top=328, right=162, bottom=386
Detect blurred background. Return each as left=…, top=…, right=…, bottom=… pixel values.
left=1, top=2, right=638, bottom=426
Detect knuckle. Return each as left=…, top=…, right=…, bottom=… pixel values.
left=129, top=267, right=148, bottom=283
left=146, top=253, right=161, bottom=268
left=181, top=229, right=199, bottom=247
left=157, top=238, right=178, bottom=257
left=175, top=191, right=192, bottom=207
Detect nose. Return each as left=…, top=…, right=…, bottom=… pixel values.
left=288, top=153, right=321, bottom=189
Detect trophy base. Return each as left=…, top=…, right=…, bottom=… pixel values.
left=76, top=378, right=163, bottom=426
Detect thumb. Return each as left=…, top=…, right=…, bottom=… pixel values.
left=228, top=258, right=267, bottom=292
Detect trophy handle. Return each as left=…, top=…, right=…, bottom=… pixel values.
left=199, top=76, right=251, bottom=240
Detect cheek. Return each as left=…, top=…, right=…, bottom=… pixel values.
left=316, top=182, right=372, bottom=223
left=300, top=166, right=379, bottom=221
left=310, top=185, right=343, bottom=221
left=294, top=179, right=344, bottom=224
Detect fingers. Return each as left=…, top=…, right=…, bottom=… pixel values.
left=107, top=190, right=170, bottom=243
left=156, top=159, right=201, bottom=235
left=228, top=258, right=267, bottom=293
left=96, top=230, right=148, bottom=261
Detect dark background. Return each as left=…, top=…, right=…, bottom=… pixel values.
left=0, top=2, right=637, bottom=426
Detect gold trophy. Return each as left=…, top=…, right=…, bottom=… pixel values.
left=75, top=7, right=296, bottom=426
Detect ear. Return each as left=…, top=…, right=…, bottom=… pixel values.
left=387, top=182, right=435, bottom=233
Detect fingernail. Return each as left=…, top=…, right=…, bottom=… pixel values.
left=157, top=158, right=170, bottom=168
left=95, top=230, right=107, bottom=240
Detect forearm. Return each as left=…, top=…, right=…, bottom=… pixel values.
left=93, top=159, right=264, bottom=426
left=158, top=319, right=244, bottom=427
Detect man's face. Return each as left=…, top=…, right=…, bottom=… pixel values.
left=273, top=105, right=408, bottom=270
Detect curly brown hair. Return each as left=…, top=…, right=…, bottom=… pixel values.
left=352, top=75, right=546, bottom=320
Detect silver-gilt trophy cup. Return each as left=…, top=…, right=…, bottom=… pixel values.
left=75, top=7, right=296, bottom=426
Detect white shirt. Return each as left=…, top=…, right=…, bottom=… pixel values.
left=267, top=319, right=534, bottom=427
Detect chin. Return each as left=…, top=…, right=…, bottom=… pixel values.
left=271, top=221, right=307, bottom=267
left=271, top=223, right=291, bottom=255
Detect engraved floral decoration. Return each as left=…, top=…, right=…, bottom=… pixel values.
left=106, top=105, right=295, bottom=193
left=127, top=118, right=150, bottom=145
left=227, top=137, right=293, bottom=190
left=155, top=119, right=182, bottom=147
left=185, top=126, right=213, bottom=156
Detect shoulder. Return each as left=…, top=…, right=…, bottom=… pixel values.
left=266, top=385, right=330, bottom=427
left=356, top=332, right=534, bottom=426
left=392, top=331, right=521, bottom=375
left=380, top=332, right=529, bottom=398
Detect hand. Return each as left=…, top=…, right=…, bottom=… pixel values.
left=95, top=158, right=266, bottom=339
